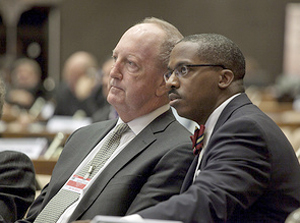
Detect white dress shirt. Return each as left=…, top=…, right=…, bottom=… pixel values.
left=193, top=93, right=240, bottom=180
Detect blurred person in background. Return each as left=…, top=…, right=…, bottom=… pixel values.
left=2, top=58, right=49, bottom=132
left=5, top=57, right=46, bottom=109
left=53, top=51, right=106, bottom=118
left=0, top=77, right=36, bottom=222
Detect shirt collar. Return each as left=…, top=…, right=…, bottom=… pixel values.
left=117, top=104, right=170, bottom=135
left=204, top=93, right=241, bottom=146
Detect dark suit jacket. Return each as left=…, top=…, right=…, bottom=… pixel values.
left=21, top=109, right=194, bottom=222
left=0, top=151, right=36, bottom=223
left=138, top=93, right=300, bottom=223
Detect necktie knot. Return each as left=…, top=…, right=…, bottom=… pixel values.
left=114, top=123, right=129, bottom=136
left=190, top=125, right=205, bottom=155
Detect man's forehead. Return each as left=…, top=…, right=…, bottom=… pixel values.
left=113, top=24, right=163, bottom=57
left=168, top=42, right=199, bottom=67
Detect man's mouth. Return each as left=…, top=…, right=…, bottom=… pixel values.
left=110, top=80, right=123, bottom=91
left=169, top=92, right=181, bottom=102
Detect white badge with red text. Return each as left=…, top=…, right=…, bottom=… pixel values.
left=63, top=174, right=91, bottom=194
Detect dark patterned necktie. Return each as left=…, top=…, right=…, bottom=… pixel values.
left=190, top=125, right=205, bottom=155
left=34, top=123, right=129, bottom=223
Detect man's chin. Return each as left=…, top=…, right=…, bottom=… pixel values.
left=170, top=103, right=182, bottom=114
left=172, top=106, right=189, bottom=119
left=107, top=95, right=119, bottom=107
left=169, top=98, right=180, bottom=108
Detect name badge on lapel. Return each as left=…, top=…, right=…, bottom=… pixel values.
left=63, top=174, right=91, bottom=194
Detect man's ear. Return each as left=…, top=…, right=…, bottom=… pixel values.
left=156, top=78, right=169, bottom=97
left=218, top=69, right=234, bottom=89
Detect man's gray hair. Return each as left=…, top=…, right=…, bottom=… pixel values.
left=140, top=17, right=183, bottom=69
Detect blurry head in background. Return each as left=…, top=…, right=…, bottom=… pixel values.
left=63, top=51, right=98, bottom=93
left=6, top=58, right=44, bottom=109
left=11, top=58, right=41, bottom=90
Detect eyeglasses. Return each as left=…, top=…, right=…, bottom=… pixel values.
left=164, top=64, right=228, bottom=81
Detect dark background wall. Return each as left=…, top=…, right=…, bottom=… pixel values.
left=0, top=0, right=298, bottom=84
left=59, top=0, right=297, bottom=84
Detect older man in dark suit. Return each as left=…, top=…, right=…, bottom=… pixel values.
left=20, top=17, right=194, bottom=223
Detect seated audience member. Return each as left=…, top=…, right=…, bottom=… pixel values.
left=92, top=57, right=118, bottom=122
left=18, top=17, right=194, bottom=222
left=53, top=51, right=106, bottom=117
left=0, top=151, right=36, bottom=223
left=0, top=78, right=36, bottom=222
left=5, top=58, right=46, bottom=109
left=124, top=34, right=300, bottom=223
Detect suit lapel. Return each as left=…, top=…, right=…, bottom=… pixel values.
left=181, top=94, right=253, bottom=192
left=43, top=120, right=118, bottom=207
left=213, top=93, right=252, bottom=135
left=70, top=109, right=176, bottom=221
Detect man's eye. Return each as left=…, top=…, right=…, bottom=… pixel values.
left=126, top=60, right=138, bottom=72
left=179, top=65, right=188, bottom=76
left=165, top=71, right=172, bottom=79
left=128, top=61, right=134, bottom=66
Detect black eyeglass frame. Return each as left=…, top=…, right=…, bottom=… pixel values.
left=164, top=64, right=229, bottom=81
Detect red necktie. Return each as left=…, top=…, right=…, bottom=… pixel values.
left=190, top=125, right=205, bottom=155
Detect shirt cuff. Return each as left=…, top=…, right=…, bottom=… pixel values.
left=121, top=214, right=145, bottom=222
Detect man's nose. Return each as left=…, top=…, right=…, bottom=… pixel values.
left=110, top=62, right=122, bottom=80
left=166, top=72, right=180, bottom=89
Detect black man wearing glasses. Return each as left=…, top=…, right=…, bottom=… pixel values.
left=126, top=33, right=300, bottom=223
